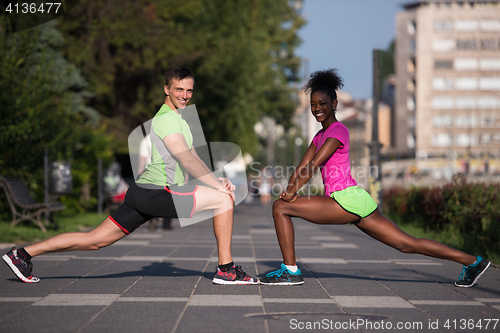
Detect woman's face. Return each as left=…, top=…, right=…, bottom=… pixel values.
left=310, top=91, right=338, bottom=123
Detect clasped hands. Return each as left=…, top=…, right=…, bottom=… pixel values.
left=280, top=190, right=298, bottom=203
left=217, top=177, right=236, bottom=202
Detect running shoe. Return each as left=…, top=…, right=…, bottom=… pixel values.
left=260, top=263, right=304, bottom=285
left=2, top=248, right=40, bottom=283
left=455, top=255, right=490, bottom=288
left=212, top=265, right=259, bottom=285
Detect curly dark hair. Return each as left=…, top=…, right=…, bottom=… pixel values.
left=303, top=68, right=344, bottom=101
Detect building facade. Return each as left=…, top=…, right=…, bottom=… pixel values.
left=395, top=0, right=500, bottom=160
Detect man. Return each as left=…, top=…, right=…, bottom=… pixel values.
left=3, top=66, right=258, bottom=285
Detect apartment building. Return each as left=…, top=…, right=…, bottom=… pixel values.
left=395, top=0, right=500, bottom=159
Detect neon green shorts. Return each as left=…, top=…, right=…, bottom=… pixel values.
left=330, top=186, right=377, bottom=219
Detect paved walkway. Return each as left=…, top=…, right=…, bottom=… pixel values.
left=1, top=203, right=499, bottom=333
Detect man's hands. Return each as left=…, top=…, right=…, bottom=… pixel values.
left=217, top=177, right=236, bottom=202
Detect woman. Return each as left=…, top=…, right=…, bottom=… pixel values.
left=260, top=69, right=490, bottom=287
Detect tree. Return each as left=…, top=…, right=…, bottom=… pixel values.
left=55, top=0, right=304, bottom=154
left=0, top=20, right=114, bottom=211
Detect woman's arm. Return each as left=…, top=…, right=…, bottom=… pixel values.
left=281, top=137, right=342, bottom=201
left=285, top=141, right=317, bottom=189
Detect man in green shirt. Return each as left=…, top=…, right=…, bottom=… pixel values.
left=3, top=67, right=258, bottom=285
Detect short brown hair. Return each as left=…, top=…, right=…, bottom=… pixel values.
left=164, top=66, right=194, bottom=86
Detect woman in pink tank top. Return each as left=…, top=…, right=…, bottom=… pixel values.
left=260, top=69, right=489, bottom=288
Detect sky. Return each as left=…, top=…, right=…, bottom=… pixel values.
left=295, top=0, right=409, bottom=100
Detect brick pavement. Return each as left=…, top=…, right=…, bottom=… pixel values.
left=1, top=203, right=499, bottom=333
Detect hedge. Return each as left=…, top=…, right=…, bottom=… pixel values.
left=383, top=178, right=500, bottom=262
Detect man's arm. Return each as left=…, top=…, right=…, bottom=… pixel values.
left=191, top=146, right=235, bottom=192
left=162, top=133, right=231, bottom=195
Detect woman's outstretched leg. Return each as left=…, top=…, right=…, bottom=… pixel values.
left=356, top=209, right=475, bottom=265
left=356, top=209, right=491, bottom=287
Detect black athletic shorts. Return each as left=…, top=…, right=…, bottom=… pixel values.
left=109, top=182, right=198, bottom=234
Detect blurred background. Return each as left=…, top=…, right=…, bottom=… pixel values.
left=1, top=1, right=499, bottom=230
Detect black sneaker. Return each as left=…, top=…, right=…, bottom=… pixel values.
left=2, top=248, right=40, bottom=283
left=260, top=263, right=304, bottom=285
left=455, top=256, right=490, bottom=288
left=212, top=265, right=259, bottom=285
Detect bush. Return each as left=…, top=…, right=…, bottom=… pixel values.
left=384, top=180, right=500, bottom=262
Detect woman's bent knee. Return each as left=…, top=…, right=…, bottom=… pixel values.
left=273, top=199, right=286, bottom=213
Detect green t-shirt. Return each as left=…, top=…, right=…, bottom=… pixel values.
left=136, top=104, right=193, bottom=186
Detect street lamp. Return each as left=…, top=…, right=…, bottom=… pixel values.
left=367, top=49, right=383, bottom=209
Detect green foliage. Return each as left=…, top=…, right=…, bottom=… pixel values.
left=56, top=0, right=304, bottom=154
left=0, top=20, right=114, bottom=211
left=384, top=181, right=500, bottom=262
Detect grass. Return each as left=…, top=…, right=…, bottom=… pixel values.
left=0, top=212, right=107, bottom=245
left=389, top=213, right=500, bottom=265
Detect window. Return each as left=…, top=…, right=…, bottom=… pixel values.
left=480, top=59, right=500, bottom=70
left=480, top=20, right=500, bottom=32
left=410, top=39, right=416, bottom=54
left=435, top=60, right=453, bottom=69
left=407, top=97, right=416, bottom=111
left=432, top=77, right=453, bottom=90
left=455, top=134, right=478, bottom=147
left=408, top=115, right=415, bottom=128
left=493, top=133, right=500, bottom=144
left=480, top=133, right=491, bottom=145
left=407, top=59, right=416, bottom=73
left=456, top=97, right=476, bottom=109
left=457, top=39, right=477, bottom=50
left=455, top=78, right=477, bottom=90
left=455, top=20, right=478, bottom=31
left=480, top=78, right=500, bottom=90
left=407, top=21, right=416, bottom=35
left=407, top=80, right=415, bottom=92
left=481, top=40, right=496, bottom=50
left=478, top=97, right=497, bottom=109
left=432, top=97, right=454, bottom=109
left=433, top=114, right=452, bottom=127
left=432, top=133, right=452, bottom=147
left=433, top=39, right=455, bottom=52
left=480, top=115, right=495, bottom=127
left=455, top=115, right=478, bottom=127
left=407, top=133, right=415, bottom=149
left=455, top=58, right=478, bottom=71
left=434, top=20, right=453, bottom=31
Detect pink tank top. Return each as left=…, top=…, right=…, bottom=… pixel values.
left=312, top=122, right=357, bottom=196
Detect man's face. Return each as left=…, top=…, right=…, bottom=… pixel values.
left=164, top=77, right=194, bottom=109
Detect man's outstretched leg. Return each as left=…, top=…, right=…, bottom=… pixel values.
left=2, top=217, right=126, bottom=283
left=193, top=186, right=258, bottom=285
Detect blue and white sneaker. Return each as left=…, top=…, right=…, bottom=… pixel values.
left=455, top=255, right=490, bottom=288
left=260, top=263, right=304, bottom=285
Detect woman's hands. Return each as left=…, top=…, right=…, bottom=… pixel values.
left=280, top=191, right=298, bottom=203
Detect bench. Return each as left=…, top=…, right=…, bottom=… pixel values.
left=0, top=177, right=66, bottom=232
